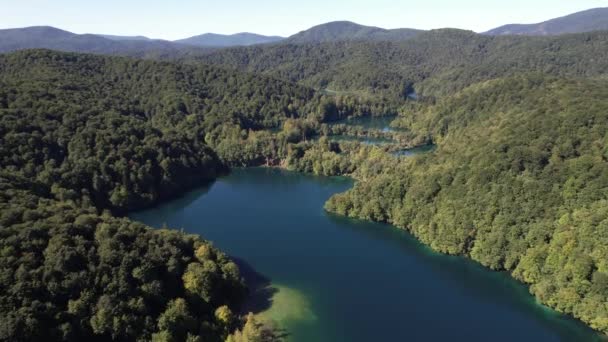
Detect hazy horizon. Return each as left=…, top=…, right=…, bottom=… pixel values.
left=1, top=0, right=607, bottom=40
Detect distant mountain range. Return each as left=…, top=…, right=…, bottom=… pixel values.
left=1, top=7, right=608, bottom=56
left=96, top=34, right=153, bottom=41
left=176, top=33, right=284, bottom=47
left=286, top=21, right=422, bottom=43
left=0, top=26, right=208, bottom=58
left=0, top=22, right=423, bottom=55
left=485, top=7, right=608, bottom=35
left=174, top=22, right=422, bottom=46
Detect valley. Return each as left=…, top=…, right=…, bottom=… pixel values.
left=1, top=5, right=608, bottom=341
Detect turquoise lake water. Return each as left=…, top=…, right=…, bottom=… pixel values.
left=131, top=168, right=603, bottom=342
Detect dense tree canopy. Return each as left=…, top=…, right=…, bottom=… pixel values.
left=0, top=173, right=245, bottom=341
left=0, top=49, right=327, bottom=212
left=197, top=29, right=608, bottom=100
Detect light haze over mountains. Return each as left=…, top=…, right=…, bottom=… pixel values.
left=0, top=7, right=606, bottom=54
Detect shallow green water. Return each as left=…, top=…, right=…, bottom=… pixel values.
left=393, top=144, right=437, bottom=157
left=330, top=115, right=397, bottom=132
left=327, top=134, right=394, bottom=145
left=131, top=168, right=604, bottom=342
left=323, top=115, right=400, bottom=144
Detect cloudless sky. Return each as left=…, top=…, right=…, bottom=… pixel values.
left=1, top=0, right=607, bottom=40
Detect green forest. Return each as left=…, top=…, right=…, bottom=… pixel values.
left=1, top=175, right=245, bottom=341
left=197, top=29, right=608, bottom=100
left=1, top=25, right=608, bottom=341
left=0, top=50, right=322, bottom=341
left=0, top=49, right=394, bottom=341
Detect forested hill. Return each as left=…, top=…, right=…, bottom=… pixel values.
left=1, top=49, right=329, bottom=341
left=0, top=26, right=211, bottom=59
left=285, top=21, right=422, bottom=43
left=324, top=75, right=608, bottom=334
left=197, top=29, right=608, bottom=99
left=176, top=32, right=285, bottom=47
left=485, top=7, right=608, bottom=36
left=0, top=47, right=397, bottom=341
left=5, top=26, right=608, bottom=103
left=0, top=49, right=320, bottom=213
left=0, top=175, right=247, bottom=341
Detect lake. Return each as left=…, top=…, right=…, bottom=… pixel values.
left=131, top=168, right=603, bottom=342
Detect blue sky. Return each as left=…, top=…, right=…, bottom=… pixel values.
left=1, top=0, right=607, bottom=40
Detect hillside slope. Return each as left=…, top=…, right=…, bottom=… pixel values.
left=198, top=29, right=608, bottom=99
left=286, top=21, right=421, bottom=43
left=176, top=32, right=284, bottom=47
left=485, top=7, right=608, bottom=35
left=0, top=26, right=209, bottom=58
left=0, top=49, right=321, bottom=212
left=0, top=49, right=326, bottom=341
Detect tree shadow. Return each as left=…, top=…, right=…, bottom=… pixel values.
left=231, top=256, right=279, bottom=315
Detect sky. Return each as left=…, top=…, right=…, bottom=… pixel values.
left=1, top=0, right=607, bottom=40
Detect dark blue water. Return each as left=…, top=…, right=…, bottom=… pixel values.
left=131, top=168, right=603, bottom=342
